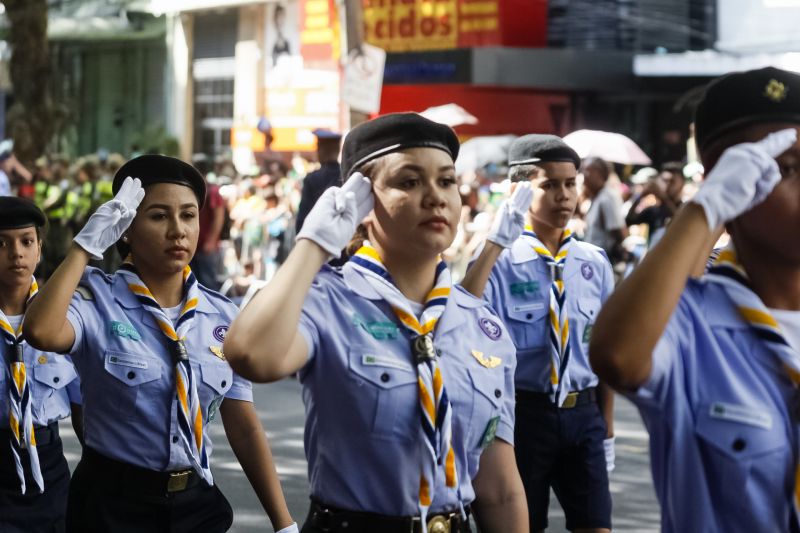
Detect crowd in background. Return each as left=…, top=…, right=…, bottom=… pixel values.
left=0, top=133, right=713, bottom=302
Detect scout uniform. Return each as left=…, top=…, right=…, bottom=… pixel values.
left=62, top=156, right=251, bottom=532
left=299, top=114, right=518, bottom=533
left=0, top=197, right=81, bottom=533
left=626, top=67, right=800, bottom=532
left=480, top=136, right=614, bottom=531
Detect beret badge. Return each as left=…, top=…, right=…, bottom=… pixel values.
left=764, top=79, right=788, bottom=103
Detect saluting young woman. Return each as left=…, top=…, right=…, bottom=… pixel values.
left=224, top=113, right=528, bottom=533
left=24, top=155, right=296, bottom=533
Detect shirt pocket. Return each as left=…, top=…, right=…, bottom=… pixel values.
left=694, top=402, right=787, bottom=505
left=198, top=360, right=234, bottom=419
left=348, top=346, right=418, bottom=442
left=102, top=350, right=163, bottom=418
left=504, top=300, right=549, bottom=349
left=33, top=360, right=78, bottom=393
left=467, top=366, right=505, bottom=451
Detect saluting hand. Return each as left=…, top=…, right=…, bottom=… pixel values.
left=73, top=176, right=145, bottom=259
left=295, top=172, right=374, bottom=258
left=692, top=128, right=797, bottom=230
left=487, top=182, right=534, bottom=248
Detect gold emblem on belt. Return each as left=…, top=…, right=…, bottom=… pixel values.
left=427, top=515, right=450, bottom=533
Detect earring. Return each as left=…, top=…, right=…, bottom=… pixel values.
left=122, top=235, right=129, bottom=243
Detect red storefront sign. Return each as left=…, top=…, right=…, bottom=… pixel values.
left=362, top=0, right=548, bottom=52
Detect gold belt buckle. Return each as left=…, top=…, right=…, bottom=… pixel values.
left=167, top=470, right=190, bottom=492
left=562, top=392, right=579, bottom=409
left=427, top=515, right=450, bottom=533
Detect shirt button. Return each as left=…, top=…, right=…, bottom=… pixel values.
left=172, top=436, right=178, bottom=443
left=127, top=371, right=136, bottom=380
left=53, top=377, right=60, bottom=383
left=494, top=389, right=502, bottom=398
left=526, top=313, right=533, bottom=319
left=380, top=372, right=390, bottom=383
left=732, top=438, right=746, bottom=452
left=221, top=380, right=227, bottom=388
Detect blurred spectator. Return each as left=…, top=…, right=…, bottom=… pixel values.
left=625, top=162, right=685, bottom=247
left=295, top=129, right=342, bottom=233
left=191, top=173, right=226, bottom=290
left=581, top=157, right=626, bottom=263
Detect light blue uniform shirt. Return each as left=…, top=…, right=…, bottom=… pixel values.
left=1, top=319, right=80, bottom=428
left=482, top=238, right=614, bottom=393
left=298, top=265, right=517, bottom=516
left=629, top=279, right=797, bottom=532
left=66, top=267, right=252, bottom=471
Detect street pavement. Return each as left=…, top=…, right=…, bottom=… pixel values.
left=60, top=378, right=660, bottom=532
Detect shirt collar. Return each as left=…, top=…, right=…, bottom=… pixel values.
left=111, top=272, right=218, bottom=315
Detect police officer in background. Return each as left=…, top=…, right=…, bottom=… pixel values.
left=24, top=155, right=296, bottom=532
left=295, top=129, right=343, bottom=233
left=463, top=135, right=615, bottom=533
left=0, top=197, right=82, bottom=533
left=591, top=67, right=800, bottom=532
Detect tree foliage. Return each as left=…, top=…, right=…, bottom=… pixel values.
left=3, top=0, right=54, bottom=167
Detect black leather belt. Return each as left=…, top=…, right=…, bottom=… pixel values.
left=517, top=387, right=597, bottom=409
left=307, top=500, right=471, bottom=533
left=82, top=446, right=204, bottom=496
left=0, top=421, right=60, bottom=446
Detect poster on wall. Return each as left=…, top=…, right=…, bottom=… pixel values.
left=264, top=0, right=342, bottom=152
left=265, top=0, right=303, bottom=71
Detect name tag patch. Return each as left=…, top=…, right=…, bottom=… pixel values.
left=106, top=353, right=148, bottom=369
left=513, top=302, right=545, bottom=313
left=362, top=354, right=413, bottom=372
left=110, top=321, right=141, bottom=341
left=709, top=402, right=772, bottom=429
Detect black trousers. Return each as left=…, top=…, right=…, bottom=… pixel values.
left=66, top=447, right=233, bottom=533
left=0, top=424, right=70, bottom=533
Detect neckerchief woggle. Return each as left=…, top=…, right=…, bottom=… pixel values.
left=345, top=243, right=465, bottom=531
left=520, top=226, right=574, bottom=406
left=705, top=244, right=800, bottom=524
left=2, top=276, right=43, bottom=494
left=118, top=264, right=213, bottom=485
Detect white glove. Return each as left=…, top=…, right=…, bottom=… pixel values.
left=691, top=128, right=797, bottom=230
left=275, top=523, right=299, bottom=533
left=74, top=177, right=145, bottom=260
left=296, top=172, right=373, bottom=258
left=604, top=436, right=615, bottom=472
left=487, top=182, right=534, bottom=248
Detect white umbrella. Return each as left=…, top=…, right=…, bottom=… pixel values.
left=455, top=134, right=517, bottom=177
left=419, top=104, right=478, bottom=128
left=563, top=129, right=652, bottom=165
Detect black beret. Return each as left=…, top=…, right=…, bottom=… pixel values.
left=113, top=154, right=206, bottom=208
left=0, top=196, right=46, bottom=229
left=508, top=134, right=581, bottom=169
left=695, top=66, right=800, bottom=151
left=341, top=113, right=460, bottom=179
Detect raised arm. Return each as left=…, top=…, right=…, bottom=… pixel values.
left=461, top=183, right=532, bottom=298
left=224, top=174, right=373, bottom=382
left=25, top=177, right=144, bottom=353
left=590, top=129, right=797, bottom=391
